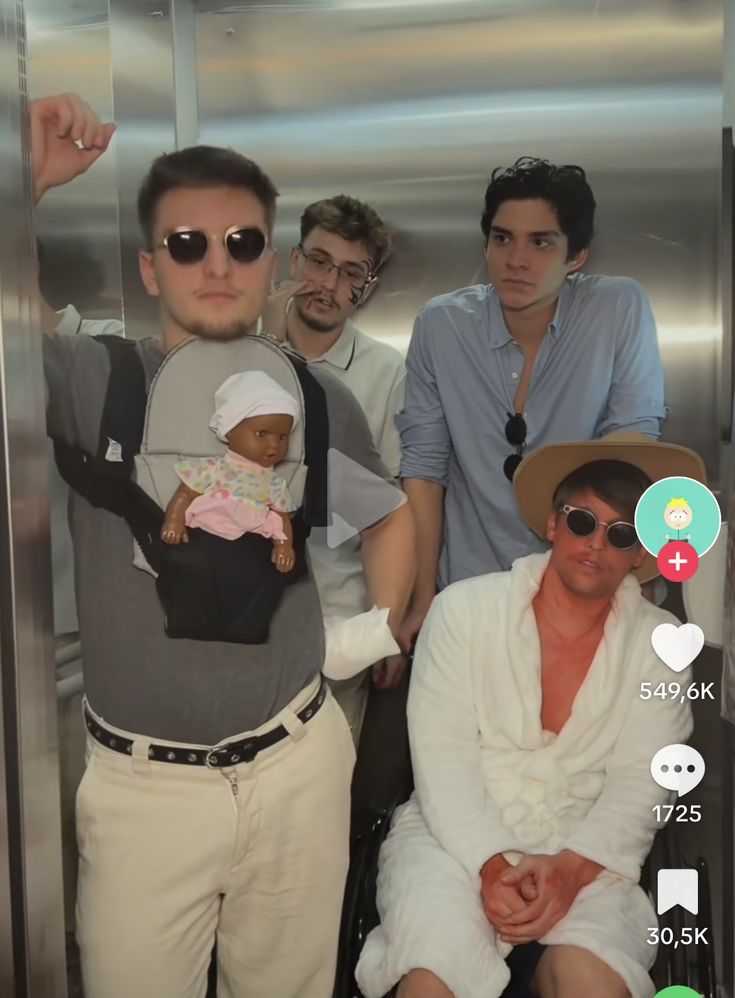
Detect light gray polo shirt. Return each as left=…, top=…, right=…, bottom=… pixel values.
left=43, top=329, right=391, bottom=743
left=296, top=321, right=405, bottom=619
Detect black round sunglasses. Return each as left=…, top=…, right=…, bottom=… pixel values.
left=159, top=226, right=269, bottom=265
left=560, top=504, right=639, bottom=550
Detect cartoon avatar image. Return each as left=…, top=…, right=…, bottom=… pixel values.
left=664, top=497, right=693, bottom=543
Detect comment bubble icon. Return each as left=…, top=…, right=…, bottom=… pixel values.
left=650, top=744, right=705, bottom=798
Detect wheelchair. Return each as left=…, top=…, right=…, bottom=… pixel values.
left=335, top=677, right=718, bottom=998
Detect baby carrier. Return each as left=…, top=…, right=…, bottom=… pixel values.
left=54, top=334, right=329, bottom=644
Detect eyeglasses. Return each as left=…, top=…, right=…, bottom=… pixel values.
left=560, top=505, right=639, bottom=550
left=503, top=412, right=527, bottom=481
left=159, top=226, right=269, bottom=265
left=297, top=245, right=372, bottom=287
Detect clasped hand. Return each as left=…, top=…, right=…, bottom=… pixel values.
left=480, top=852, right=587, bottom=946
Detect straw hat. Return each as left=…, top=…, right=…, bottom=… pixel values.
left=513, top=433, right=708, bottom=583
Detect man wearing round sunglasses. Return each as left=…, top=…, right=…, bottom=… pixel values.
left=397, top=157, right=666, bottom=655
left=262, top=195, right=407, bottom=740
left=38, top=104, right=414, bottom=998
left=356, top=434, right=705, bottom=998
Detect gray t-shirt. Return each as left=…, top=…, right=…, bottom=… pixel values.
left=43, top=331, right=390, bottom=743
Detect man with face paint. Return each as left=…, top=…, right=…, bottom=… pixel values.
left=264, top=195, right=407, bottom=742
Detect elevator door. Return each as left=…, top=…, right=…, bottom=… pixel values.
left=0, top=1, right=67, bottom=996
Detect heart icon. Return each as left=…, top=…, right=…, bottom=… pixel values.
left=651, top=622, right=705, bottom=673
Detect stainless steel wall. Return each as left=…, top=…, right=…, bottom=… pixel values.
left=196, top=0, right=724, bottom=483
left=26, top=0, right=122, bottom=323
left=0, top=1, right=67, bottom=995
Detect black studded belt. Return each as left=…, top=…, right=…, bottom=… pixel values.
left=83, top=676, right=328, bottom=768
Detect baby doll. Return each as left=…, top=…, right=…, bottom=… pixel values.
left=161, top=370, right=299, bottom=574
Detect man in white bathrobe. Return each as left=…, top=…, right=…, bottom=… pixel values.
left=356, top=434, right=706, bottom=998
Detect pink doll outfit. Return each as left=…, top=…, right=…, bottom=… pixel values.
left=175, top=450, right=297, bottom=541
left=175, top=369, right=301, bottom=542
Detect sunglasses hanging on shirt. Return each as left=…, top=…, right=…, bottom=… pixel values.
left=159, top=226, right=269, bottom=265
left=503, top=412, right=527, bottom=481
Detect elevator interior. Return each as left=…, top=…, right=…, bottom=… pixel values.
left=0, top=0, right=732, bottom=995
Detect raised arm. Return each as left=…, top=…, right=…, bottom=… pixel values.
left=31, top=94, right=115, bottom=337
left=31, top=93, right=115, bottom=204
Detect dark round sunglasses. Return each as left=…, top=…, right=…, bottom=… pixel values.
left=560, top=504, right=639, bottom=550
left=159, top=226, right=269, bottom=265
left=504, top=411, right=527, bottom=481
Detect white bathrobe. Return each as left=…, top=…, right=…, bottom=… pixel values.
left=356, top=553, right=693, bottom=998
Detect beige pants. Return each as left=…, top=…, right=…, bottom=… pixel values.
left=76, top=678, right=355, bottom=998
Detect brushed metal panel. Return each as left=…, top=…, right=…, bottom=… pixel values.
left=26, top=0, right=122, bottom=323
left=173, top=0, right=199, bottom=147
left=0, top=0, right=16, bottom=963
left=0, top=0, right=67, bottom=994
left=196, top=0, right=723, bottom=484
left=110, top=0, right=177, bottom=339
left=0, top=11, right=18, bottom=988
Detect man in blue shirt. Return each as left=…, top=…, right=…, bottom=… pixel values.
left=398, top=157, right=665, bottom=651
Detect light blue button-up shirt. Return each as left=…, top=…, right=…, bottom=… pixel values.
left=397, top=273, right=666, bottom=588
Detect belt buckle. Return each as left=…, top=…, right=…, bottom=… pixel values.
left=205, top=747, right=228, bottom=769
left=205, top=738, right=258, bottom=768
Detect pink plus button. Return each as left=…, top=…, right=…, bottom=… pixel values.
left=657, top=541, right=699, bottom=582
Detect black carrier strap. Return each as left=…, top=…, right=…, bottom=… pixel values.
left=94, top=336, right=147, bottom=474
left=53, top=335, right=147, bottom=515
left=288, top=354, right=330, bottom=529
left=53, top=335, right=163, bottom=571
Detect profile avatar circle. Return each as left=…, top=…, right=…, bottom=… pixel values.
left=653, top=987, right=703, bottom=997
left=634, top=477, right=721, bottom=583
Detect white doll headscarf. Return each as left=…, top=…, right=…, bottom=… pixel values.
left=209, top=370, right=301, bottom=443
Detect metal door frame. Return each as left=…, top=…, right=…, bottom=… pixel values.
left=0, top=1, right=68, bottom=995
